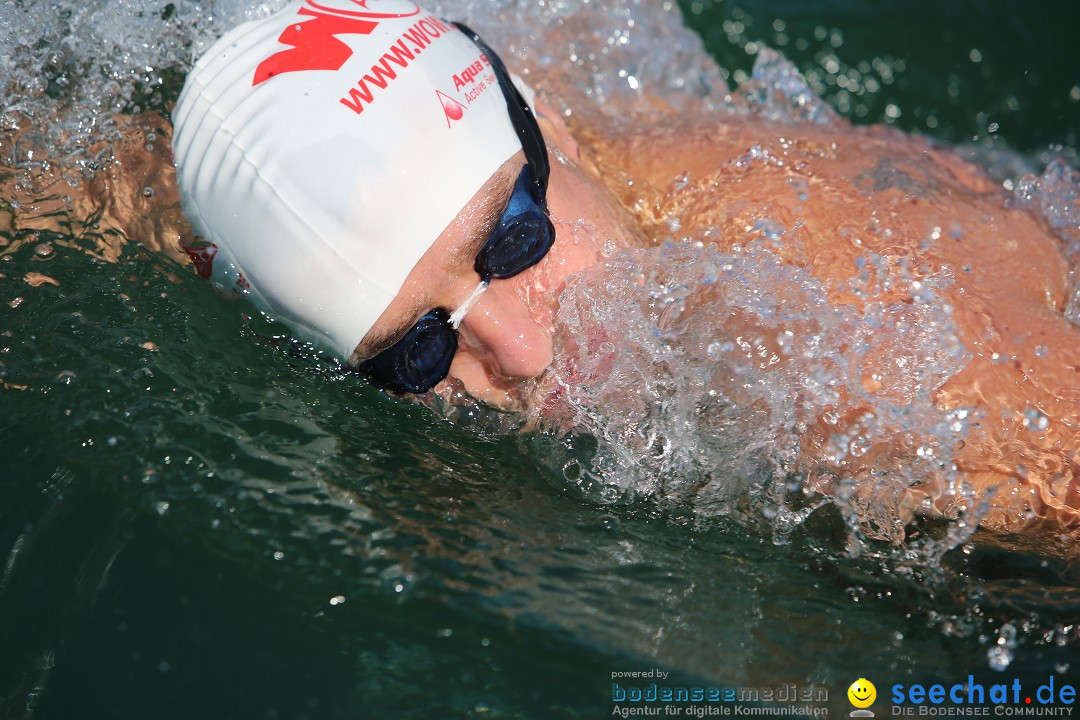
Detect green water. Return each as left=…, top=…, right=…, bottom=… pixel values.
left=681, top=0, right=1079, bottom=159
left=2, top=1, right=1079, bottom=719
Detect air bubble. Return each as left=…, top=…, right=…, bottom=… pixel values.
left=987, top=644, right=1012, bottom=671
left=599, top=485, right=622, bottom=504
left=596, top=514, right=621, bottom=531
left=1022, top=408, right=1049, bottom=431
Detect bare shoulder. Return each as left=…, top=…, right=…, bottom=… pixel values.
left=578, top=115, right=1001, bottom=207
left=575, top=113, right=1080, bottom=534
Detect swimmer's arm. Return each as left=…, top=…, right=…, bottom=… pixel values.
left=1, top=112, right=190, bottom=265
left=578, top=118, right=1001, bottom=226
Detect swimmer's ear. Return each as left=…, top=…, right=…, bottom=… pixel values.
left=534, top=95, right=580, bottom=164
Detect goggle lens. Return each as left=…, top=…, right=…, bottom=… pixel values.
left=357, top=25, right=552, bottom=395
left=358, top=309, right=457, bottom=394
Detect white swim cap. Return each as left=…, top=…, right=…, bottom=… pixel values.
left=172, top=0, right=523, bottom=357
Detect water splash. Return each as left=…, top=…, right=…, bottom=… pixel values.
left=0, top=0, right=276, bottom=181
left=1011, top=159, right=1080, bottom=327
left=530, top=239, right=975, bottom=561
left=424, top=0, right=731, bottom=126
left=0, top=0, right=730, bottom=188
left=1013, top=159, right=1080, bottom=260
left=733, top=47, right=840, bottom=125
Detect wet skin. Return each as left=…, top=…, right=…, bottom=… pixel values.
left=573, top=116, right=1080, bottom=533
left=4, top=102, right=1077, bottom=534
left=363, top=108, right=1080, bottom=533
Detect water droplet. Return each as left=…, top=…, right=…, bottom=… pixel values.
left=153, top=501, right=170, bottom=515
left=57, top=370, right=76, bottom=384
left=599, top=485, right=621, bottom=503
left=1034, top=345, right=1048, bottom=358
left=8, top=297, right=25, bottom=309
left=34, top=242, right=55, bottom=259
left=827, top=434, right=850, bottom=462
left=273, top=551, right=284, bottom=561
left=1023, top=408, right=1049, bottom=431
left=329, top=595, right=345, bottom=606
left=596, top=514, right=621, bottom=531
left=987, top=645, right=1012, bottom=671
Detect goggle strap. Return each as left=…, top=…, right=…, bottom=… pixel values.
left=448, top=281, right=490, bottom=329
left=452, top=22, right=550, bottom=201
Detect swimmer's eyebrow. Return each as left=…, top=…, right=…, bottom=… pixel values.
left=352, top=168, right=517, bottom=361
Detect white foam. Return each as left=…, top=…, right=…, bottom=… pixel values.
left=1, top=0, right=732, bottom=180
left=534, top=239, right=975, bottom=560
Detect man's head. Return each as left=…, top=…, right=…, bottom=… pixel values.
left=172, top=0, right=526, bottom=357
left=173, top=0, right=631, bottom=407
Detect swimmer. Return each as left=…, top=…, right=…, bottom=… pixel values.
left=4, top=0, right=1078, bottom=536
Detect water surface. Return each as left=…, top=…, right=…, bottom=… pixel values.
left=2, top=1, right=1079, bottom=718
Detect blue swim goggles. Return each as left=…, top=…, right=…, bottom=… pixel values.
left=356, top=24, right=555, bottom=394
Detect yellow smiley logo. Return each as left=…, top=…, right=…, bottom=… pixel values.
left=848, top=678, right=876, bottom=709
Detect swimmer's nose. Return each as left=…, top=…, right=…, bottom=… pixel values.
left=453, top=279, right=553, bottom=381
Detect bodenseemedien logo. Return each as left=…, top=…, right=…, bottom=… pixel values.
left=848, top=678, right=877, bottom=717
